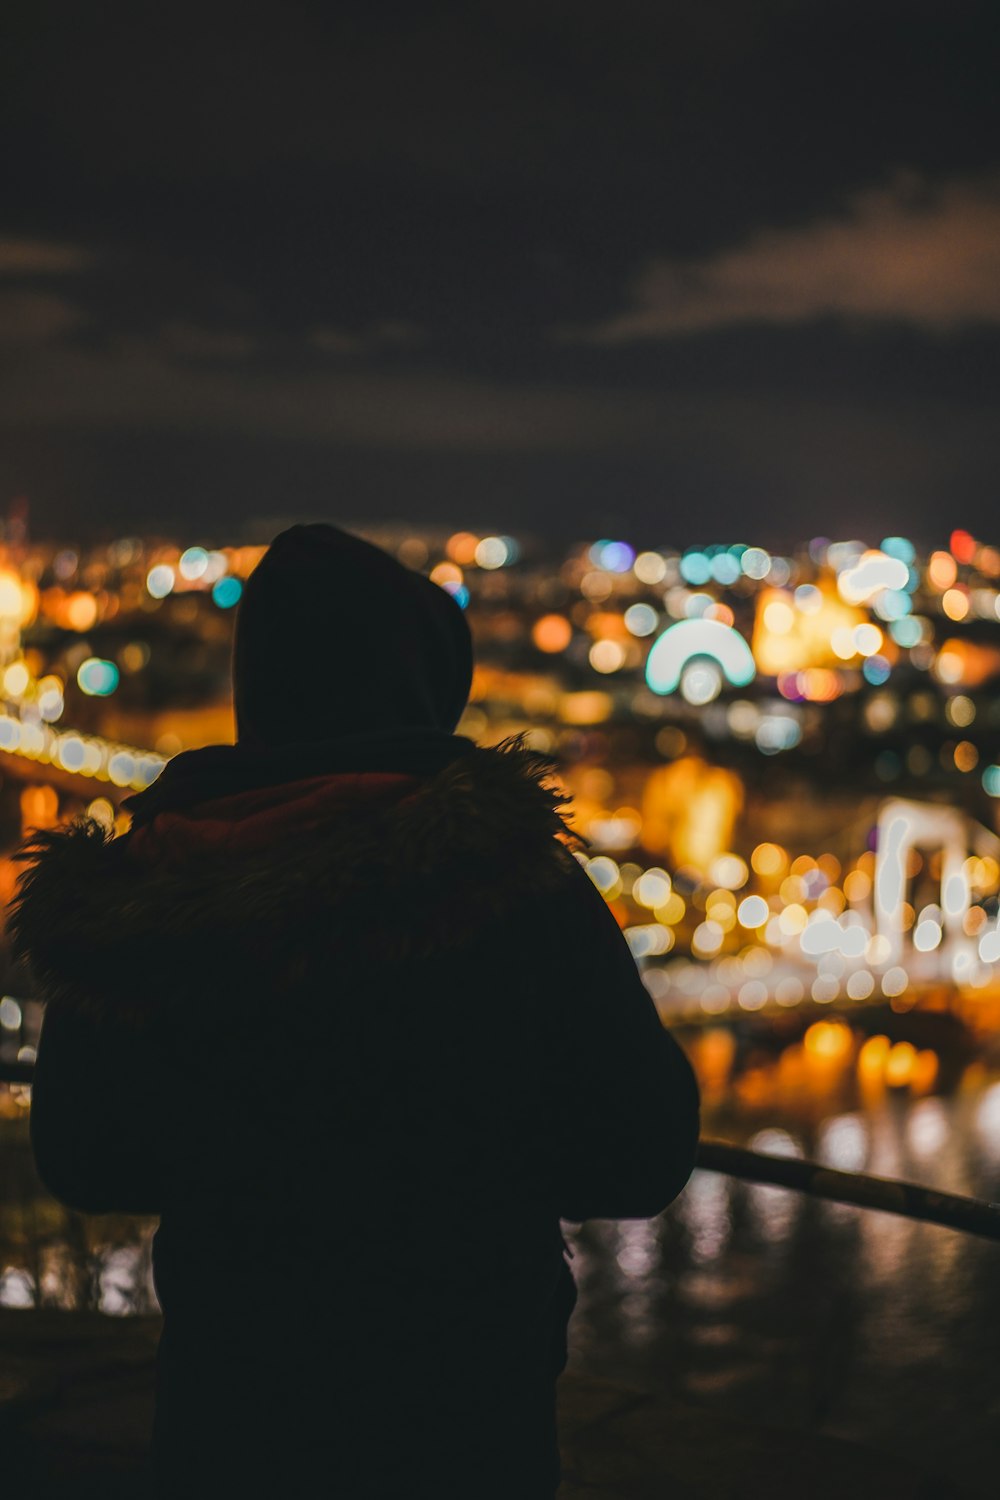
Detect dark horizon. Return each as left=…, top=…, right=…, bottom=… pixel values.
left=6, top=417, right=999, bottom=553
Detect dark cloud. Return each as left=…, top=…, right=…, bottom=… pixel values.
left=158, top=324, right=259, bottom=361
left=310, top=322, right=425, bottom=357
left=0, top=236, right=96, bottom=276
left=573, top=176, right=1000, bottom=340
left=1, top=1, right=998, bottom=540
left=0, top=290, right=89, bottom=345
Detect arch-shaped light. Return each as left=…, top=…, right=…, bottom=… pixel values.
left=645, top=619, right=756, bottom=696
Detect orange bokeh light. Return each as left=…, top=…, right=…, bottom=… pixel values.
left=446, top=532, right=480, bottom=566
left=532, top=614, right=572, bottom=653
left=928, top=551, right=958, bottom=590
left=942, top=588, right=969, bottom=621
left=66, top=592, right=99, bottom=631
left=429, top=561, right=463, bottom=588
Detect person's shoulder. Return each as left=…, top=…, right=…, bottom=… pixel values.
left=408, top=738, right=580, bottom=870
left=376, top=738, right=584, bottom=952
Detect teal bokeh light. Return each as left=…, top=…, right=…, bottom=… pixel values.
left=645, top=619, right=756, bottom=696
left=77, top=658, right=120, bottom=696
left=212, top=576, right=243, bottom=608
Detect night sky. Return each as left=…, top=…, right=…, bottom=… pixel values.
left=2, top=2, right=998, bottom=546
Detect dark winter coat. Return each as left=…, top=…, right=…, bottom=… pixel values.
left=12, top=741, right=700, bottom=1498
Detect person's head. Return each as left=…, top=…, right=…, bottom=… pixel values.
left=232, top=523, right=473, bottom=746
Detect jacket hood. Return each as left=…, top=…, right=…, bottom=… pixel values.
left=232, top=523, right=473, bottom=746
left=10, top=740, right=580, bottom=1019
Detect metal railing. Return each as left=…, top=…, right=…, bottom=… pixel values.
left=696, top=1139, right=1000, bottom=1243
left=0, top=1058, right=34, bottom=1085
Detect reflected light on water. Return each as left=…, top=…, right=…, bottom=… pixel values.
left=0, top=1266, right=36, bottom=1308
left=680, top=1169, right=732, bottom=1265
left=818, top=1113, right=869, bottom=1171
left=99, top=1245, right=148, bottom=1316
left=746, top=1129, right=803, bottom=1244
left=907, top=1098, right=950, bottom=1160
left=39, top=1243, right=84, bottom=1310
left=746, top=1185, right=800, bottom=1245
left=614, top=1219, right=657, bottom=1279
left=749, top=1128, right=803, bottom=1158
left=859, top=1206, right=914, bottom=1285
left=974, top=1082, right=1000, bottom=1163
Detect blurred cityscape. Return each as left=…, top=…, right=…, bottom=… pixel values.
left=1, top=511, right=1000, bottom=1120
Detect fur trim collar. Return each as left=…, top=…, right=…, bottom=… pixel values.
left=10, top=739, right=581, bottom=1016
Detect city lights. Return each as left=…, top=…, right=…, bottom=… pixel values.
left=645, top=619, right=756, bottom=697
left=0, top=521, right=997, bottom=1033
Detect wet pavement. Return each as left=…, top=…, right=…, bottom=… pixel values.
left=0, top=1310, right=964, bottom=1498
left=2, top=1078, right=1000, bottom=1494
left=562, top=1079, right=1000, bottom=1496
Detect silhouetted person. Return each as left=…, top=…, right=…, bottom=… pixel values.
left=13, top=524, right=699, bottom=1498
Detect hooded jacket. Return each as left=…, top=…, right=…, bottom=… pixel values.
left=11, top=526, right=700, bottom=1498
